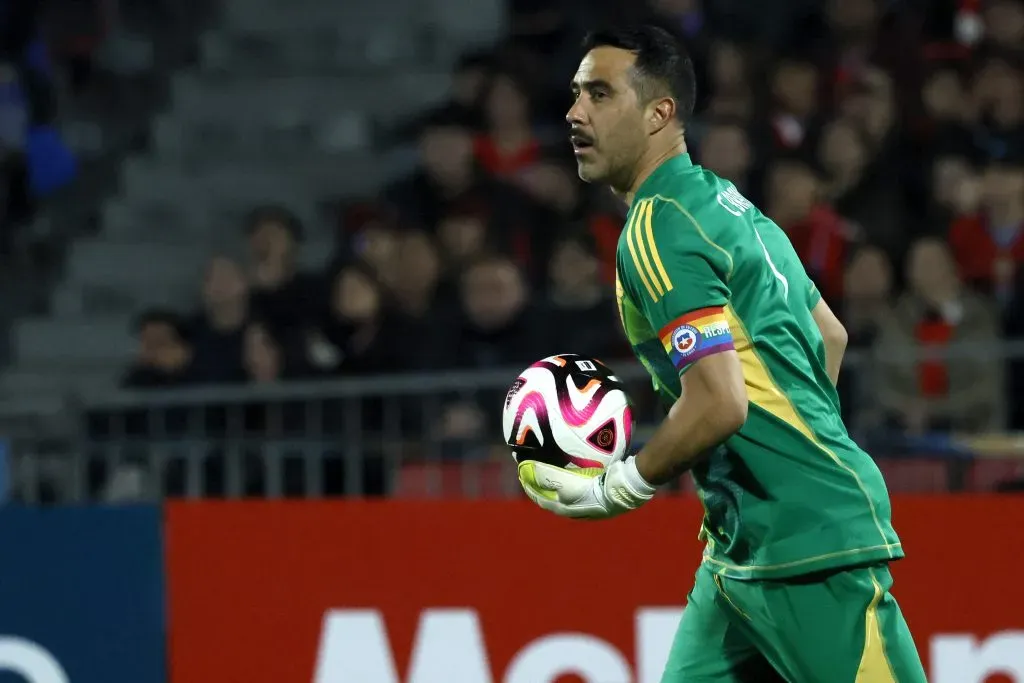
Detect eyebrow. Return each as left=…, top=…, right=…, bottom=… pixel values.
left=571, top=78, right=614, bottom=92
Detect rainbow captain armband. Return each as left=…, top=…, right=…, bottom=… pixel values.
left=659, top=307, right=735, bottom=370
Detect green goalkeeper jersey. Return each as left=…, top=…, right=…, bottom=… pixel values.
left=615, top=154, right=903, bottom=580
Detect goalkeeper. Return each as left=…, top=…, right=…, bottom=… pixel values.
left=518, top=24, right=927, bottom=683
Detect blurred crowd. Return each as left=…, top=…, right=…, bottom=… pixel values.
left=112, top=0, right=1023, bottom=442
left=0, top=0, right=83, bottom=253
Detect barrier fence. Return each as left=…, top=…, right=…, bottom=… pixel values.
left=1, top=344, right=1023, bottom=502
left=0, top=498, right=1022, bottom=682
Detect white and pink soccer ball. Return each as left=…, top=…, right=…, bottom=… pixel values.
left=502, top=354, right=633, bottom=470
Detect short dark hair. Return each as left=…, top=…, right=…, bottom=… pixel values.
left=582, top=24, right=696, bottom=123
left=243, top=204, right=304, bottom=241
left=134, top=308, right=187, bottom=339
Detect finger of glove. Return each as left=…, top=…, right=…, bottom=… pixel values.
left=519, top=461, right=597, bottom=505
left=520, top=478, right=573, bottom=515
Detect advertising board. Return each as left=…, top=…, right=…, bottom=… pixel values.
left=165, top=498, right=1024, bottom=682
left=0, top=506, right=166, bottom=683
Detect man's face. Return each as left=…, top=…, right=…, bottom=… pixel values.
left=700, top=125, right=750, bottom=182
left=203, top=257, right=247, bottom=307
left=139, top=322, right=188, bottom=372
left=461, top=262, right=526, bottom=331
left=567, top=47, right=650, bottom=189
left=772, top=62, right=818, bottom=117
left=249, top=221, right=294, bottom=264
left=982, top=165, right=1024, bottom=214
left=420, top=126, right=474, bottom=188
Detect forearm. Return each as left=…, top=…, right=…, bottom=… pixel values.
left=635, top=393, right=746, bottom=485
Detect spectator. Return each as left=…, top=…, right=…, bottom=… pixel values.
left=922, top=68, right=971, bottom=130
left=385, top=107, right=545, bottom=266
left=475, top=68, right=543, bottom=179
left=334, top=201, right=401, bottom=286
left=841, top=68, right=897, bottom=149
left=697, top=119, right=754, bottom=195
left=765, top=58, right=821, bottom=154
left=970, top=57, right=1024, bottom=161
left=387, top=231, right=456, bottom=370
left=842, top=244, right=894, bottom=349
left=436, top=200, right=495, bottom=276
left=244, top=205, right=323, bottom=338
left=817, top=118, right=905, bottom=256
left=188, top=256, right=249, bottom=384
left=982, top=0, right=1024, bottom=55
left=242, top=319, right=289, bottom=384
left=449, top=50, right=493, bottom=125
left=546, top=235, right=625, bottom=361
left=704, top=41, right=753, bottom=122
left=875, top=238, right=1004, bottom=434
left=513, top=153, right=623, bottom=284
left=839, top=244, right=894, bottom=428
left=948, top=157, right=1024, bottom=304
left=436, top=256, right=543, bottom=447
left=306, top=264, right=399, bottom=376
left=931, top=153, right=982, bottom=229
left=121, top=309, right=195, bottom=388
left=766, top=157, right=853, bottom=301
left=447, top=256, right=547, bottom=370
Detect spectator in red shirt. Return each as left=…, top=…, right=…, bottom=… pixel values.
left=948, top=158, right=1024, bottom=302
left=474, top=68, right=543, bottom=179
left=875, top=237, right=1004, bottom=433
left=766, top=157, right=854, bottom=301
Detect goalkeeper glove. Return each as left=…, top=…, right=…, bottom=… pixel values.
left=517, top=455, right=656, bottom=519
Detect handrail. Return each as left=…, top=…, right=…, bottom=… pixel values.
left=79, top=358, right=649, bottom=409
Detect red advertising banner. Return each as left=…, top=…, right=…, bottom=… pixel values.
left=165, top=497, right=1024, bottom=683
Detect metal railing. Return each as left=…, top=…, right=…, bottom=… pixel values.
left=2, top=343, right=1022, bottom=503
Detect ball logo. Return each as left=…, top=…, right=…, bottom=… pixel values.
left=672, top=325, right=700, bottom=356
left=596, top=428, right=614, bottom=448
left=505, top=378, right=526, bottom=409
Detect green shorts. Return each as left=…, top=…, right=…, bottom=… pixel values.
left=662, top=563, right=927, bottom=683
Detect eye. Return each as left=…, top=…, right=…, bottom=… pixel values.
left=591, top=90, right=608, bottom=102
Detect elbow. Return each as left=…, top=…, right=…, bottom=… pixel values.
left=825, top=322, right=849, bottom=354
left=712, top=388, right=748, bottom=439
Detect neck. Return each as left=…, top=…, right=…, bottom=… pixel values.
left=621, top=135, right=687, bottom=207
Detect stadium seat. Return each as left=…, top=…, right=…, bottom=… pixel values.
left=393, top=461, right=520, bottom=499
left=966, top=459, right=1024, bottom=492
left=875, top=458, right=950, bottom=493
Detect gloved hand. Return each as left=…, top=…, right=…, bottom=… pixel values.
left=517, top=454, right=656, bottom=519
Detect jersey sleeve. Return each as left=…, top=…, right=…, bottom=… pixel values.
left=806, top=279, right=822, bottom=309
left=619, top=197, right=735, bottom=374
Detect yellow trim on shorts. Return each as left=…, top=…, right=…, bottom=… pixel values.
left=856, top=569, right=899, bottom=682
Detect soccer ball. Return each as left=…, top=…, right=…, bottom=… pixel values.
left=502, top=353, right=633, bottom=470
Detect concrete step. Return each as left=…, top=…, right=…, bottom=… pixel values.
left=65, top=239, right=206, bottom=289
left=14, top=316, right=135, bottom=365
left=169, top=72, right=451, bottom=126
left=0, top=367, right=119, bottom=400
left=51, top=277, right=195, bottom=318
left=151, top=111, right=371, bottom=163
left=198, top=26, right=425, bottom=76
left=221, top=0, right=425, bottom=32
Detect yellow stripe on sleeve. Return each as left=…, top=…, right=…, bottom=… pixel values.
left=643, top=199, right=673, bottom=294
left=626, top=200, right=660, bottom=301
left=633, top=200, right=665, bottom=299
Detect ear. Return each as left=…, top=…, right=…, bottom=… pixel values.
left=647, top=97, right=676, bottom=135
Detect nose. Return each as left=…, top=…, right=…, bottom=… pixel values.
left=566, top=97, right=586, bottom=126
